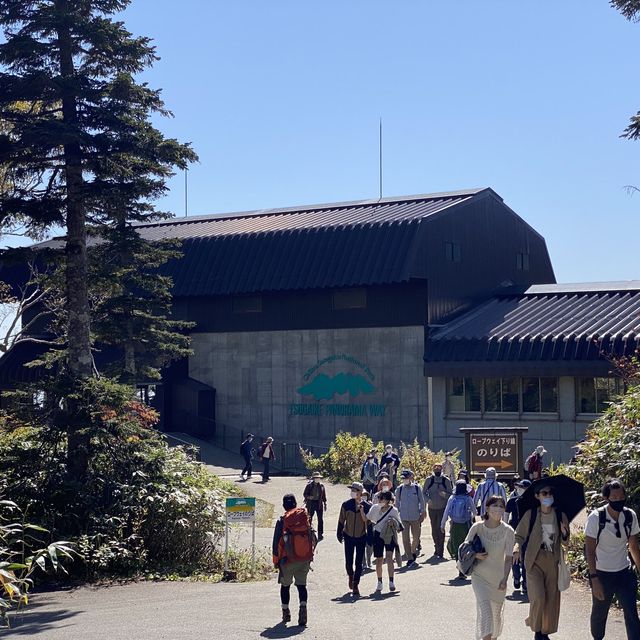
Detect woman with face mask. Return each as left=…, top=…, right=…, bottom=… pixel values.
left=505, top=479, right=531, bottom=592
left=367, top=490, right=403, bottom=593
left=463, top=495, right=515, bottom=640
left=513, top=485, right=570, bottom=640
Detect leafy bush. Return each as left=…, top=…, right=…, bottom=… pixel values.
left=0, top=500, right=74, bottom=627
left=0, top=377, right=241, bottom=579
left=398, top=440, right=460, bottom=484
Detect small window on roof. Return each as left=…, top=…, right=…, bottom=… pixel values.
left=445, top=242, right=461, bottom=263
left=232, top=294, right=262, bottom=313
left=332, top=288, right=367, bottom=310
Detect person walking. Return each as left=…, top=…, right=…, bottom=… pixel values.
left=395, top=469, right=425, bottom=566
left=464, top=495, right=515, bottom=640
left=240, top=433, right=254, bottom=479
left=380, top=444, right=401, bottom=487
left=475, top=467, right=507, bottom=517
left=367, top=489, right=403, bottom=593
left=506, top=478, right=531, bottom=592
left=459, top=469, right=475, bottom=498
left=442, top=451, right=456, bottom=487
left=423, top=463, right=453, bottom=558
left=258, top=436, right=275, bottom=482
left=361, top=453, right=379, bottom=496
left=303, top=472, right=327, bottom=541
left=525, top=445, right=547, bottom=481
left=513, top=483, right=570, bottom=640
left=441, top=479, right=476, bottom=578
left=337, top=481, right=370, bottom=597
left=585, top=478, right=640, bottom=640
left=361, top=490, right=374, bottom=571
left=272, top=494, right=314, bottom=627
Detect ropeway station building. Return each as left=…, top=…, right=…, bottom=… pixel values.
left=1, top=187, right=639, bottom=466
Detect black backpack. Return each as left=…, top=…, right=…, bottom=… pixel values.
left=594, top=506, right=634, bottom=544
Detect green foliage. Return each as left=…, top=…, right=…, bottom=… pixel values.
left=0, top=377, right=238, bottom=580
left=398, top=440, right=460, bottom=484
left=300, top=432, right=383, bottom=483
left=0, top=500, right=74, bottom=627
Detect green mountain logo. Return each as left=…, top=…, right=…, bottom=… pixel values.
left=297, top=373, right=376, bottom=401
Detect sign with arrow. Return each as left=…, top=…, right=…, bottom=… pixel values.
left=464, top=430, right=525, bottom=478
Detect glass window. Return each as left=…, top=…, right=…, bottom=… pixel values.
left=522, top=377, right=540, bottom=412
left=332, top=288, right=367, bottom=310
left=502, top=378, right=519, bottom=412
left=577, top=378, right=596, bottom=413
left=517, top=253, right=530, bottom=271
left=484, top=378, right=519, bottom=412
left=484, top=378, right=501, bottom=412
left=465, top=378, right=481, bottom=412
left=445, top=242, right=461, bottom=263
left=521, top=377, right=558, bottom=413
left=540, top=378, right=558, bottom=412
left=447, top=378, right=481, bottom=412
left=232, top=295, right=262, bottom=313
left=447, top=378, right=465, bottom=412
left=576, top=377, right=622, bottom=413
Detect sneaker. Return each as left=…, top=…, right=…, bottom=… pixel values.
left=406, top=558, right=415, bottom=567
left=282, top=608, right=291, bottom=623
left=298, top=607, right=307, bottom=627
left=375, top=580, right=383, bottom=592
left=348, top=575, right=353, bottom=590
left=457, top=572, right=466, bottom=580
left=389, top=579, right=396, bottom=592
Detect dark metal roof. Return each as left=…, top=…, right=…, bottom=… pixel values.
left=425, top=283, right=640, bottom=375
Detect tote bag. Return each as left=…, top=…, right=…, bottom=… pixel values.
left=557, top=548, right=571, bottom=592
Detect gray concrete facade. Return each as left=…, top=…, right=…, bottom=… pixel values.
left=430, top=376, right=595, bottom=466
left=189, top=326, right=428, bottom=447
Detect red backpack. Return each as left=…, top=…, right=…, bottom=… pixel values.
left=277, top=508, right=316, bottom=563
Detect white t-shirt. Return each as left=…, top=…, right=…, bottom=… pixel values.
left=367, top=504, right=401, bottom=533
left=585, top=507, right=640, bottom=572
left=262, top=444, right=272, bottom=459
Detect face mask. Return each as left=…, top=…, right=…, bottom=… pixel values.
left=516, top=487, right=525, bottom=496
left=609, top=499, right=626, bottom=512
left=313, top=479, right=320, bottom=484
left=541, top=496, right=554, bottom=507
left=434, top=471, right=442, bottom=477
left=386, top=449, right=392, bottom=454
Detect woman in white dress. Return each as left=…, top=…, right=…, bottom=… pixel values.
left=463, top=495, right=515, bottom=640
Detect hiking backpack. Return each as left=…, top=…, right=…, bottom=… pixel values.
left=450, top=495, right=469, bottom=522
left=277, top=508, right=317, bottom=564
left=594, top=506, right=634, bottom=543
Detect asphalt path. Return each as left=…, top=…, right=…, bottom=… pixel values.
left=4, top=466, right=631, bottom=639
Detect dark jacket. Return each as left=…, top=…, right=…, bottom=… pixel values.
left=240, top=439, right=254, bottom=459
left=380, top=452, right=400, bottom=474
left=303, top=481, right=327, bottom=506
left=258, top=442, right=275, bottom=460
left=506, top=492, right=522, bottom=529
left=337, top=498, right=371, bottom=541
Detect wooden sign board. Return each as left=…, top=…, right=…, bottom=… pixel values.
left=460, top=427, right=527, bottom=479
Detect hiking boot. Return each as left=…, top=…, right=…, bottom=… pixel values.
left=298, top=606, right=307, bottom=627
left=282, top=608, right=291, bottom=623
left=389, top=579, right=396, bottom=592
left=375, top=580, right=383, bottom=592
left=348, top=575, right=354, bottom=590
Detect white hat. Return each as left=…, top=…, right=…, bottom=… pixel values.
left=536, top=445, right=547, bottom=455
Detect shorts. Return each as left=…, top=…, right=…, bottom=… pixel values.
left=372, top=531, right=395, bottom=558
left=278, top=560, right=310, bottom=586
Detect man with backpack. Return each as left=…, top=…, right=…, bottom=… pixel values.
left=395, top=469, right=425, bottom=566
left=475, top=467, right=507, bottom=517
left=272, top=493, right=316, bottom=627
left=525, top=445, right=547, bottom=481
left=240, top=433, right=254, bottom=479
left=585, top=478, right=640, bottom=640
left=258, top=436, right=275, bottom=482
left=423, top=463, right=452, bottom=558
left=303, top=472, right=327, bottom=541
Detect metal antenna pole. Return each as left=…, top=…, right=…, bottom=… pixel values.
left=379, top=118, right=383, bottom=200
left=184, top=168, right=188, bottom=217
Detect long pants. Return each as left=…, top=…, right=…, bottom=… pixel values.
left=401, top=519, right=421, bottom=558
left=428, top=507, right=445, bottom=556
left=343, top=534, right=366, bottom=586
left=512, top=558, right=527, bottom=588
left=306, top=500, right=324, bottom=538
left=590, top=567, right=640, bottom=640
left=526, top=549, right=561, bottom=634
left=262, top=457, right=270, bottom=481
left=241, top=456, right=252, bottom=477
left=280, top=585, right=308, bottom=607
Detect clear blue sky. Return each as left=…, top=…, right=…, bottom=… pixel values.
left=71, top=2, right=640, bottom=282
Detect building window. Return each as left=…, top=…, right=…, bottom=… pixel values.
left=232, top=294, right=262, bottom=313
left=447, top=377, right=481, bottom=412
left=516, top=253, right=530, bottom=271
left=136, top=384, right=156, bottom=405
left=522, top=377, right=558, bottom=413
left=332, top=288, right=366, bottom=310
left=484, top=377, right=519, bottom=412
left=445, top=242, right=461, bottom=263
left=576, top=377, right=623, bottom=413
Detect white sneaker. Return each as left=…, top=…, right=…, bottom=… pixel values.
left=389, top=579, right=396, bottom=592
left=375, top=580, right=383, bottom=592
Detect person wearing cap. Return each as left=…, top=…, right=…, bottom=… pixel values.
left=442, top=451, right=456, bottom=487
left=475, top=467, right=507, bottom=518
left=272, top=494, right=311, bottom=626
left=337, top=481, right=370, bottom=596
left=380, top=444, right=400, bottom=487
left=361, top=453, right=379, bottom=496
left=395, top=469, right=425, bottom=566
left=526, top=445, right=547, bottom=481
left=240, top=433, right=254, bottom=480
left=258, top=436, right=275, bottom=482
left=506, top=478, right=531, bottom=592
left=303, top=472, right=327, bottom=540
left=423, top=463, right=453, bottom=558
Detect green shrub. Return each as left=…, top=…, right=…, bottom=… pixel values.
left=398, top=440, right=460, bottom=484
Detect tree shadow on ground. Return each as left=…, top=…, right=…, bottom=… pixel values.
left=260, top=622, right=306, bottom=638
left=3, top=608, right=81, bottom=637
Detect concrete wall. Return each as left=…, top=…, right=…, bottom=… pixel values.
left=430, top=376, right=594, bottom=466
left=189, top=327, right=428, bottom=448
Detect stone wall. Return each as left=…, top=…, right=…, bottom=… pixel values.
left=189, top=327, right=427, bottom=448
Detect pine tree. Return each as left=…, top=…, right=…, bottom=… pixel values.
left=0, top=1, right=196, bottom=477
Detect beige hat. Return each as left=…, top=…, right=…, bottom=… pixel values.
left=311, top=472, right=323, bottom=479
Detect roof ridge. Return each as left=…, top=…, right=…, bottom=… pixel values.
left=134, top=188, right=490, bottom=228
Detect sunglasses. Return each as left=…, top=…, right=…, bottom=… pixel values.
left=612, top=520, right=622, bottom=539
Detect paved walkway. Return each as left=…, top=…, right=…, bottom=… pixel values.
left=5, top=456, right=631, bottom=639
